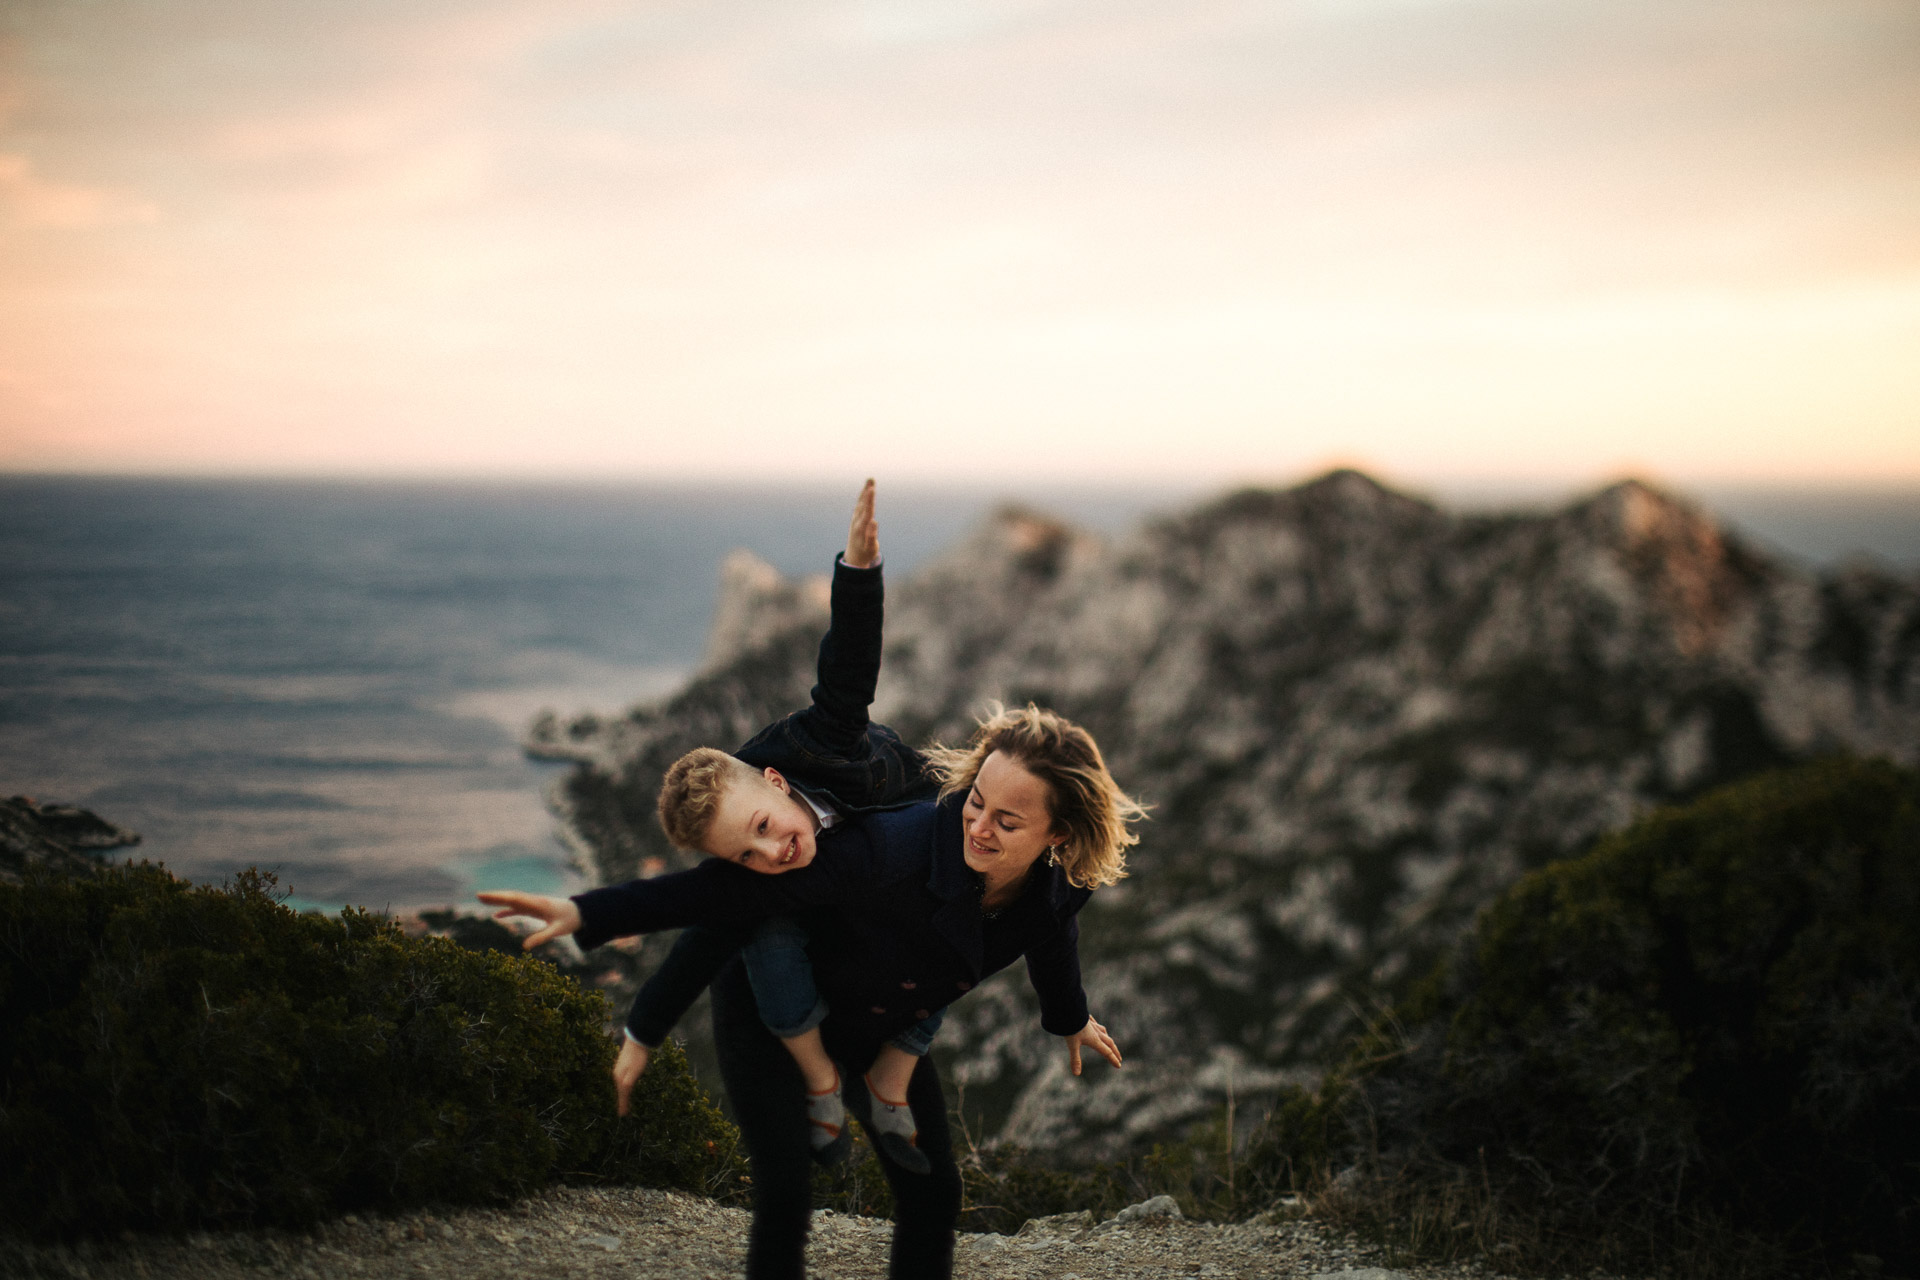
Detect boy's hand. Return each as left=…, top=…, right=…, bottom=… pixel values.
left=614, top=1038, right=652, bottom=1117
left=1063, top=1016, right=1122, bottom=1075
left=476, top=890, right=582, bottom=948
left=845, top=478, right=879, bottom=569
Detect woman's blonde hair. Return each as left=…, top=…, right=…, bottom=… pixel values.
left=921, top=702, right=1148, bottom=890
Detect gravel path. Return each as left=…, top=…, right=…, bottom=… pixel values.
left=1, top=1186, right=1547, bottom=1280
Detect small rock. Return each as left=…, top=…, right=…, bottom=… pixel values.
left=579, top=1234, right=622, bottom=1253
left=965, top=1233, right=1008, bottom=1251
left=1015, top=1210, right=1095, bottom=1242
left=1310, top=1269, right=1411, bottom=1280
left=1111, top=1195, right=1184, bottom=1224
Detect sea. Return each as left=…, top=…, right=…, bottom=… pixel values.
left=3, top=475, right=1914, bottom=914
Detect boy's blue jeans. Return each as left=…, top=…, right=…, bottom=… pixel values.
left=742, top=916, right=944, bottom=1055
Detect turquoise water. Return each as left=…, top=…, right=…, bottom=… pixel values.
left=2, top=475, right=1912, bottom=912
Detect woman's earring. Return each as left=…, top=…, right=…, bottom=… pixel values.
left=1047, top=844, right=1062, bottom=866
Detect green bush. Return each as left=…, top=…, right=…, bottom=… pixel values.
left=1243, top=756, right=1920, bottom=1275
left=0, top=863, right=739, bottom=1236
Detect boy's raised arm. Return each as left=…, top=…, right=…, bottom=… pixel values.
left=797, top=480, right=885, bottom=753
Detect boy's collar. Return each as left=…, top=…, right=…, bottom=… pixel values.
left=792, top=783, right=840, bottom=830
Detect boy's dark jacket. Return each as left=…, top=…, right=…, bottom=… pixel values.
left=578, top=556, right=1091, bottom=1049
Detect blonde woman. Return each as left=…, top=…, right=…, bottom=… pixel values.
left=484, top=484, right=1147, bottom=1280
left=490, top=702, right=1145, bottom=1280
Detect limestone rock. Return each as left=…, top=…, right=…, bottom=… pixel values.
left=534, top=469, right=1920, bottom=1157
left=1016, top=1209, right=1095, bottom=1241
left=0, top=796, right=141, bottom=883
left=1110, top=1196, right=1183, bottom=1224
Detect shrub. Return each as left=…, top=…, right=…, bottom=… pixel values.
left=1242, top=756, right=1920, bottom=1275
left=0, top=863, right=739, bottom=1236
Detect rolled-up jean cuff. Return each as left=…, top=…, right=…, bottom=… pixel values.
left=763, top=997, right=830, bottom=1040
left=888, top=1011, right=944, bottom=1058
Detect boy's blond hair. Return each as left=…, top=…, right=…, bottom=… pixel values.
left=921, top=702, right=1148, bottom=890
left=657, top=747, right=759, bottom=853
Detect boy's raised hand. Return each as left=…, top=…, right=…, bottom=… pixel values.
left=845, top=478, right=879, bottom=569
left=476, top=890, right=582, bottom=949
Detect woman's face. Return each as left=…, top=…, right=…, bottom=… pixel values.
left=961, top=750, right=1062, bottom=884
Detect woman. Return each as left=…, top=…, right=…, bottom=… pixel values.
left=485, top=495, right=1145, bottom=1280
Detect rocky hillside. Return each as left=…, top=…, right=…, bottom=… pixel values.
left=0, top=795, right=140, bottom=883
left=528, top=471, right=1920, bottom=1158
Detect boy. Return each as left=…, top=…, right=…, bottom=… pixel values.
left=592, top=478, right=943, bottom=1171
left=652, top=747, right=944, bottom=1171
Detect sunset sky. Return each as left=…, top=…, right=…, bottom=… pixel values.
left=2, top=0, right=1916, bottom=484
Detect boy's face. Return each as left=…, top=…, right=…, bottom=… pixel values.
left=703, top=767, right=820, bottom=875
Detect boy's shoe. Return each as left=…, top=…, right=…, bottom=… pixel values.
left=848, top=1072, right=931, bottom=1176
left=810, top=1124, right=852, bottom=1167
left=807, top=1069, right=852, bottom=1167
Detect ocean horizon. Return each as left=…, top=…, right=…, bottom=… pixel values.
left=4, top=472, right=1915, bottom=914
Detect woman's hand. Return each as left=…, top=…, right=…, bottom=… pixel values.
left=476, top=890, right=582, bottom=948
left=1063, top=1016, right=1122, bottom=1075
left=613, top=1038, right=652, bottom=1117
left=845, top=478, right=879, bottom=569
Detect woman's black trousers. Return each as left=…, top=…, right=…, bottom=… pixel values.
left=711, top=958, right=961, bottom=1280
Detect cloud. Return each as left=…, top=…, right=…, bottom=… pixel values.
left=1, top=0, right=1916, bottom=481
left=0, top=153, right=157, bottom=228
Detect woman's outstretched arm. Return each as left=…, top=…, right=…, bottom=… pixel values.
left=1024, top=917, right=1123, bottom=1073
left=1062, top=1016, right=1123, bottom=1074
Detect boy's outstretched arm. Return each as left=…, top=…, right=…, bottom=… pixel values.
left=477, top=891, right=580, bottom=947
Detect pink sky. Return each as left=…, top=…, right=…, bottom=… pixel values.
left=2, top=0, right=1917, bottom=484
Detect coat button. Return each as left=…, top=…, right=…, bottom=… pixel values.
left=870, top=1006, right=887, bottom=1015
left=914, top=1010, right=930, bottom=1021
left=900, top=980, right=916, bottom=990
left=955, top=981, right=971, bottom=991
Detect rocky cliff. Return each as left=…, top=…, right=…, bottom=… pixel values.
left=1, top=796, right=141, bottom=883
left=528, top=470, right=1920, bottom=1157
